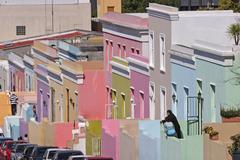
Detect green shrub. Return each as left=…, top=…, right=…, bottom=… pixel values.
left=221, top=107, right=240, bottom=118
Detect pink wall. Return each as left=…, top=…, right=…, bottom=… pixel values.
left=130, top=70, right=149, bottom=119
left=102, top=120, right=120, bottom=160
left=54, top=122, right=74, bottom=148
left=78, top=70, right=107, bottom=120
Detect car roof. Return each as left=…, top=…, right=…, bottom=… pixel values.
left=69, top=155, right=113, bottom=160
left=46, top=148, right=66, bottom=152
left=56, top=150, right=83, bottom=154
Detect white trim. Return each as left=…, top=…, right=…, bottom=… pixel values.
left=127, top=57, right=149, bottom=76
left=62, top=74, right=83, bottom=85
left=159, top=33, right=166, bottom=72
left=196, top=55, right=233, bottom=66
left=170, top=59, right=196, bottom=70
left=112, top=69, right=130, bottom=79
left=48, top=76, right=63, bottom=85
left=149, top=30, right=155, bottom=68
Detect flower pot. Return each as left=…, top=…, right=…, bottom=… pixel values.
left=209, top=134, right=219, bottom=141
left=222, top=117, right=240, bottom=123
left=233, top=150, right=240, bottom=160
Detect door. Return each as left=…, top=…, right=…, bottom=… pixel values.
left=140, top=92, right=144, bottom=119
left=112, top=90, right=117, bottom=119
left=130, top=88, right=135, bottom=119
left=184, top=87, right=189, bottom=120
left=149, top=82, right=155, bottom=120
left=121, top=93, right=126, bottom=118
left=210, top=84, right=216, bottom=122
left=51, top=87, right=55, bottom=122
left=160, top=88, right=166, bottom=120
left=66, top=88, right=70, bottom=122
left=172, top=83, right=177, bottom=117
left=40, top=89, right=43, bottom=121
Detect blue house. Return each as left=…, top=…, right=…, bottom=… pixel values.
left=170, top=45, right=196, bottom=121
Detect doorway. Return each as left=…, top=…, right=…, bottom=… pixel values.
left=160, top=87, right=166, bottom=120
left=140, top=92, right=144, bottom=119
left=66, top=88, right=70, bottom=122
left=210, top=84, right=216, bottom=122
left=51, top=87, right=55, bottom=122
left=184, top=87, right=189, bottom=120
left=172, top=83, right=177, bottom=117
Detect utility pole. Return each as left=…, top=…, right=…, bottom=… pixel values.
left=52, top=0, right=54, bottom=33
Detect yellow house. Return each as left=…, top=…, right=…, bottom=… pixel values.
left=46, top=62, right=64, bottom=122
left=97, top=0, right=122, bottom=18
left=60, top=60, right=84, bottom=123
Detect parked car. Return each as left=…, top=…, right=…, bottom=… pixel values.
left=68, top=156, right=113, bottom=160
left=29, top=146, right=57, bottom=160
left=11, top=144, right=33, bottom=160
left=0, top=138, right=13, bottom=146
left=20, top=145, right=38, bottom=160
left=52, top=150, right=83, bottom=160
left=42, top=148, right=67, bottom=160
left=0, top=141, right=26, bottom=160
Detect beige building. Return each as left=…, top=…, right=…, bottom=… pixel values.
left=91, top=0, right=121, bottom=18
left=0, top=0, right=91, bottom=42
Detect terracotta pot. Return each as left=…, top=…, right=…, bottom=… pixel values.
left=210, top=134, right=219, bottom=141
left=222, top=117, right=240, bottom=123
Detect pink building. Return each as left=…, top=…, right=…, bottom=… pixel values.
left=100, top=13, right=150, bottom=119
left=78, top=61, right=107, bottom=120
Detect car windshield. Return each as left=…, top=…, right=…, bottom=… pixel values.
left=16, top=145, right=27, bottom=153
left=34, top=148, right=49, bottom=157
left=48, top=150, right=57, bottom=159
left=56, top=152, right=82, bottom=160
left=25, top=147, right=34, bottom=156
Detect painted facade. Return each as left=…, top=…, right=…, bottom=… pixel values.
left=170, top=45, right=196, bottom=120
left=78, top=61, right=107, bottom=120
left=193, top=41, right=238, bottom=122
left=0, top=58, right=10, bottom=92
left=101, top=12, right=149, bottom=119
left=35, top=64, right=50, bottom=122
left=23, top=55, right=35, bottom=92
left=96, top=0, right=122, bottom=18
left=61, top=60, right=83, bottom=122
left=47, top=63, right=64, bottom=122
left=8, top=52, right=25, bottom=92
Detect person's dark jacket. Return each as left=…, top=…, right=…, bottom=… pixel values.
left=162, top=113, right=182, bottom=139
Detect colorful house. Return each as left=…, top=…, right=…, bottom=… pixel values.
left=170, top=45, right=196, bottom=120
left=35, top=64, right=50, bottom=122
left=100, top=12, right=149, bottom=119
left=23, top=55, right=36, bottom=92
left=147, top=3, right=237, bottom=120
left=8, top=52, right=25, bottom=92
left=193, top=41, right=238, bottom=122
left=78, top=61, right=107, bottom=120
left=46, top=62, right=64, bottom=122
left=0, top=52, right=10, bottom=91
left=60, top=60, right=83, bottom=122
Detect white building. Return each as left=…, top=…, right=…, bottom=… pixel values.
left=0, top=0, right=91, bottom=42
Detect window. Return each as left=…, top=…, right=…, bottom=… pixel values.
left=105, top=40, right=109, bottom=71
left=110, top=41, right=113, bottom=59
left=131, top=48, right=135, bottom=54
left=149, top=31, right=154, bottom=67
left=16, top=26, right=26, bottom=35
left=160, top=87, right=166, bottom=120
left=197, top=79, right=203, bottom=94
left=122, top=45, right=126, bottom=58
left=160, top=34, right=166, bottom=71
left=130, top=87, right=135, bottom=119
left=121, top=93, right=126, bottom=118
left=136, top=49, right=140, bottom=55
left=140, top=91, right=144, bottom=119
left=118, top=44, right=121, bottom=57
left=107, top=6, right=115, bottom=12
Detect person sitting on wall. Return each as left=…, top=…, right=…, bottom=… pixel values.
left=9, top=92, right=18, bottom=115
left=161, top=110, right=183, bottom=139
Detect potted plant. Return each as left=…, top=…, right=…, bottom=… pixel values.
left=228, top=134, right=240, bottom=160
left=203, top=126, right=219, bottom=140
left=221, top=107, right=240, bottom=123
left=209, top=131, right=219, bottom=140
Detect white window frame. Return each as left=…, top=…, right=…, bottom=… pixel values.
left=160, top=33, right=166, bottom=72
left=160, top=86, right=167, bottom=120
left=149, top=31, right=154, bottom=68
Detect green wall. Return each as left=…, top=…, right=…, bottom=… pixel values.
left=86, top=120, right=102, bottom=155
